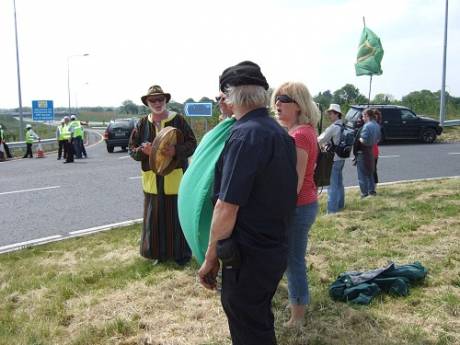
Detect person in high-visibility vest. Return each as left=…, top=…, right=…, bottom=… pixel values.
left=69, top=115, right=84, bottom=158
left=0, top=124, right=12, bottom=159
left=62, top=116, right=74, bottom=163
left=56, top=119, right=67, bottom=160
left=22, top=124, right=40, bottom=158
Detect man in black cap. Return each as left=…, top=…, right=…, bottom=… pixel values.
left=198, top=61, right=298, bottom=344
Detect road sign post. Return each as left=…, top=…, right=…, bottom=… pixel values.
left=32, top=100, right=54, bottom=121
left=184, top=102, right=213, bottom=137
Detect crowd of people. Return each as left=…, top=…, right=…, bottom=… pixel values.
left=128, top=61, right=381, bottom=345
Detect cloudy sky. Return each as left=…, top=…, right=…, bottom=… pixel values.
left=0, top=0, right=458, bottom=108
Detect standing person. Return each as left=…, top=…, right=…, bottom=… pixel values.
left=353, top=108, right=381, bottom=198
left=0, top=124, right=12, bottom=159
left=62, top=116, right=74, bottom=164
left=80, top=125, right=87, bottom=158
left=23, top=124, right=40, bottom=158
left=216, top=91, right=233, bottom=121
left=129, top=85, right=197, bottom=265
left=372, top=109, right=382, bottom=185
left=198, top=61, right=298, bottom=345
left=69, top=115, right=83, bottom=158
left=317, top=104, right=346, bottom=213
left=273, top=82, right=320, bottom=327
left=56, top=119, right=67, bottom=160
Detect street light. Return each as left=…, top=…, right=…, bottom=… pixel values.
left=13, top=0, right=24, bottom=140
left=67, top=53, right=89, bottom=116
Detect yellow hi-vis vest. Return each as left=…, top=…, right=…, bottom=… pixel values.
left=58, top=126, right=66, bottom=140
left=25, top=130, right=34, bottom=144
left=70, top=120, right=83, bottom=138
left=62, top=125, right=71, bottom=140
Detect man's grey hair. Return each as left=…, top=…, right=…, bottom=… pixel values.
left=224, top=85, right=268, bottom=109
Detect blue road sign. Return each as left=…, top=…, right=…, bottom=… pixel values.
left=32, top=100, right=54, bottom=121
left=184, top=102, right=213, bottom=117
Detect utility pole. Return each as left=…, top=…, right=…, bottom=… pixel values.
left=440, top=0, right=448, bottom=126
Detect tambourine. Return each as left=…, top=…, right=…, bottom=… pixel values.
left=150, top=126, right=184, bottom=176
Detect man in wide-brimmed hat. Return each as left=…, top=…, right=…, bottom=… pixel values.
left=318, top=103, right=346, bottom=213
left=198, top=61, right=298, bottom=345
left=129, top=84, right=197, bottom=265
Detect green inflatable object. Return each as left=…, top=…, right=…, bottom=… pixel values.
left=178, top=118, right=236, bottom=264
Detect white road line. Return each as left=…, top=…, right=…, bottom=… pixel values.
left=69, top=219, right=143, bottom=236
left=379, top=155, right=400, bottom=158
left=128, top=176, right=141, bottom=180
left=0, top=185, right=60, bottom=196
left=447, top=152, right=460, bottom=155
left=0, top=235, right=62, bottom=253
left=118, top=155, right=131, bottom=159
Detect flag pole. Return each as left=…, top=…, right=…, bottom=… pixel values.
left=368, top=75, right=373, bottom=106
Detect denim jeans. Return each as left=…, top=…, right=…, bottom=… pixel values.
left=327, top=160, right=345, bottom=213
left=357, top=153, right=375, bottom=196
left=286, top=201, right=318, bottom=305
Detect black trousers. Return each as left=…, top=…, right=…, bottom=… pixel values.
left=58, top=140, right=67, bottom=159
left=64, top=140, right=74, bottom=162
left=221, top=244, right=287, bottom=345
left=23, top=143, right=33, bottom=158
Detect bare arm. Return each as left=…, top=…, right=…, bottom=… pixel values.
left=295, top=147, right=308, bottom=194
left=198, top=199, right=239, bottom=289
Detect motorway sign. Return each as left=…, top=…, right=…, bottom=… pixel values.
left=184, top=102, right=213, bottom=117
left=32, top=100, right=54, bottom=121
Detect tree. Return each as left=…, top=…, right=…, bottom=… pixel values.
left=120, top=100, right=138, bottom=114
left=372, top=93, right=395, bottom=104
left=313, top=90, right=333, bottom=111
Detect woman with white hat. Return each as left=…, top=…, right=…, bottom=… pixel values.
left=318, top=104, right=346, bottom=213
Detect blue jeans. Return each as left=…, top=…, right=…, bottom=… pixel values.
left=327, top=160, right=345, bottom=213
left=286, top=201, right=318, bottom=305
left=357, top=153, right=375, bottom=196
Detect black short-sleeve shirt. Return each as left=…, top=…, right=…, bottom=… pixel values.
left=214, top=107, right=297, bottom=250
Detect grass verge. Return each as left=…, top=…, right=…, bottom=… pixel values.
left=0, top=179, right=459, bottom=345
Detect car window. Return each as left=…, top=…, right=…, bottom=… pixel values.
left=382, top=109, right=401, bottom=122
left=401, top=109, right=417, bottom=120
left=345, top=108, right=361, bottom=123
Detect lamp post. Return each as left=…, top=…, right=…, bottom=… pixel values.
left=67, top=53, right=89, bottom=116
left=13, top=0, right=24, bottom=140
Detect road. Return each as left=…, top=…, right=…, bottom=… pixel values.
left=1, top=137, right=459, bottom=250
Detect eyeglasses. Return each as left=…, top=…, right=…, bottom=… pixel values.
left=275, top=94, right=296, bottom=104
left=148, top=97, right=165, bottom=104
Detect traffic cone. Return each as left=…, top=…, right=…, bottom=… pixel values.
left=36, top=142, right=45, bottom=158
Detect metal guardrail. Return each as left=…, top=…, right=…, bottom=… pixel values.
left=7, top=138, right=55, bottom=149
left=444, top=120, right=460, bottom=127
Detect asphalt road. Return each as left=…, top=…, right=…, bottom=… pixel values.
left=0, top=136, right=459, bottom=250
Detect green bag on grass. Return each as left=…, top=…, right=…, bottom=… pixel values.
left=178, top=118, right=236, bottom=264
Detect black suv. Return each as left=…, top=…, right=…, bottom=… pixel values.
left=345, top=105, right=443, bottom=143
left=104, top=118, right=137, bottom=153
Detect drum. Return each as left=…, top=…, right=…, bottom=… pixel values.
left=150, top=126, right=184, bottom=176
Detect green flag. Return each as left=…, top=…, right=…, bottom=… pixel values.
left=355, top=27, right=384, bottom=76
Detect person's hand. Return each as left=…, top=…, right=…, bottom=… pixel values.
left=352, top=157, right=357, bottom=166
left=161, top=144, right=175, bottom=158
left=141, top=142, right=152, bottom=156
left=198, top=257, right=220, bottom=290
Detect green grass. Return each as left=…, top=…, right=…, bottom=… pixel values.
left=0, top=179, right=459, bottom=345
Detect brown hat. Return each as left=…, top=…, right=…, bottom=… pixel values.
left=141, top=85, right=171, bottom=106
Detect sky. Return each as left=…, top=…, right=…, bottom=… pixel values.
left=0, top=0, right=459, bottom=109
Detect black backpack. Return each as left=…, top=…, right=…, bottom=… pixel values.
left=333, top=124, right=357, bottom=159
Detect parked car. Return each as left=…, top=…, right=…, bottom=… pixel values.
left=103, top=118, right=137, bottom=153
left=345, top=105, right=443, bottom=143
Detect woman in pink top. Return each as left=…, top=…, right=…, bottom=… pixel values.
left=272, top=82, right=320, bottom=327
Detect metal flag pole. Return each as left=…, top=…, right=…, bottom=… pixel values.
left=440, top=0, right=448, bottom=126
left=368, top=75, right=372, bottom=106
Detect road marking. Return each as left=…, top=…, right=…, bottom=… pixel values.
left=69, top=219, right=143, bottom=236
left=118, top=155, right=131, bottom=159
left=0, top=185, right=60, bottom=196
left=447, top=152, right=460, bottom=155
left=379, top=155, right=400, bottom=158
left=0, top=235, right=62, bottom=253
left=128, top=176, right=141, bottom=180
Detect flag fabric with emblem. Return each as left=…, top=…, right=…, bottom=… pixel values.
left=355, top=27, right=384, bottom=76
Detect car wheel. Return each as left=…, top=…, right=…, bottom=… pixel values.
left=420, top=128, right=437, bottom=143
left=107, top=145, right=114, bottom=153
left=122, top=146, right=127, bottom=151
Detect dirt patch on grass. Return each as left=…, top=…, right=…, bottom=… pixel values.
left=65, top=270, right=230, bottom=345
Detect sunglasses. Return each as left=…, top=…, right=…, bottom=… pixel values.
left=275, top=94, right=296, bottom=104
left=147, top=97, right=165, bottom=103
left=215, top=96, right=226, bottom=102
